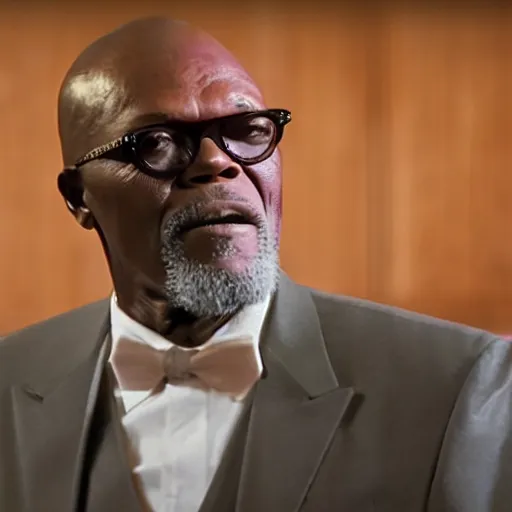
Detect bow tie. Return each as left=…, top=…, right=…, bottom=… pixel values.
left=110, top=336, right=262, bottom=400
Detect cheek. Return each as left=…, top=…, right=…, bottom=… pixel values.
left=249, top=150, right=283, bottom=235
left=82, top=168, right=171, bottom=260
left=84, top=166, right=169, bottom=218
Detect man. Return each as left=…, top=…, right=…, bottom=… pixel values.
left=0, top=17, right=511, bottom=512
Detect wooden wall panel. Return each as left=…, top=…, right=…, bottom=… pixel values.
left=378, top=10, right=512, bottom=330
left=0, top=3, right=511, bottom=334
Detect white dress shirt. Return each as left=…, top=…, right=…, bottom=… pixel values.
left=109, top=296, right=270, bottom=512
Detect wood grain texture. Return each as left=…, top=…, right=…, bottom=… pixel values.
left=0, top=3, right=511, bottom=334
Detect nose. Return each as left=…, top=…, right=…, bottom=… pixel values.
left=178, top=138, right=241, bottom=187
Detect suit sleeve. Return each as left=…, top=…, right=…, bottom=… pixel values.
left=428, top=336, right=512, bottom=512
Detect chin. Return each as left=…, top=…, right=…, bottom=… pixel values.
left=183, top=231, right=259, bottom=271
left=207, top=253, right=254, bottom=274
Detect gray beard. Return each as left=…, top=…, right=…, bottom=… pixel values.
left=160, top=192, right=279, bottom=318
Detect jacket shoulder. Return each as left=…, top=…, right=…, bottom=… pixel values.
left=0, top=300, right=109, bottom=385
left=310, top=287, right=493, bottom=349
left=307, top=287, right=498, bottom=385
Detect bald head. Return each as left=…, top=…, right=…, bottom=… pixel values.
left=58, top=17, right=260, bottom=165
left=57, top=16, right=285, bottom=329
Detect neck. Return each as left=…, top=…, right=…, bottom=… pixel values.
left=114, top=288, right=238, bottom=348
left=166, top=310, right=237, bottom=347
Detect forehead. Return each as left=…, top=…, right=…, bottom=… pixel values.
left=117, top=48, right=265, bottom=132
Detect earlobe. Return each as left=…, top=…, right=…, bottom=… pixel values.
left=74, top=207, right=95, bottom=230
left=57, top=168, right=95, bottom=230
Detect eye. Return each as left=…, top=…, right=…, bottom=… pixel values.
left=243, top=124, right=273, bottom=143
left=222, top=116, right=276, bottom=145
left=136, top=129, right=193, bottom=171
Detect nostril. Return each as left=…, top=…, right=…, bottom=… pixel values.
left=184, top=166, right=240, bottom=186
left=219, top=168, right=238, bottom=179
left=189, top=174, right=212, bottom=185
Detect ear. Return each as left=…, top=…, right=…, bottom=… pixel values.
left=57, top=168, right=95, bottom=230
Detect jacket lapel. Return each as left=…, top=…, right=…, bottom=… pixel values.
left=83, top=367, right=147, bottom=512
left=7, top=300, right=111, bottom=512
left=236, top=274, right=355, bottom=512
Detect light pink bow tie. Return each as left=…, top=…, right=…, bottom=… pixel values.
left=110, top=336, right=261, bottom=400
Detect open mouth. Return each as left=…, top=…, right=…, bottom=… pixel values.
left=179, top=211, right=255, bottom=234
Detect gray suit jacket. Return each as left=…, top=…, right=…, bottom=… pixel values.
left=1, top=273, right=511, bottom=512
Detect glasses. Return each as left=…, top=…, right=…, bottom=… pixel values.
left=67, top=108, right=291, bottom=180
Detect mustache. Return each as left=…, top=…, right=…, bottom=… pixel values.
left=161, top=187, right=262, bottom=238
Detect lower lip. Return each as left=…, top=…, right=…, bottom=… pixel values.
left=183, top=223, right=257, bottom=237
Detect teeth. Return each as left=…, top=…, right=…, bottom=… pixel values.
left=220, top=210, right=238, bottom=218
left=178, top=209, right=251, bottom=234
left=209, top=210, right=243, bottom=221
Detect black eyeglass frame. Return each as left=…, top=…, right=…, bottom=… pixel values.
left=67, top=108, right=291, bottom=180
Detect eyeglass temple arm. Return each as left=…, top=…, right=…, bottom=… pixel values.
left=74, top=136, right=126, bottom=167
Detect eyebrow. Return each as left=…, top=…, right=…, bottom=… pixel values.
left=129, top=112, right=174, bottom=129
left=128, top=100, right=258, bottom=130
left=233, top=97, right=256, bottom=111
